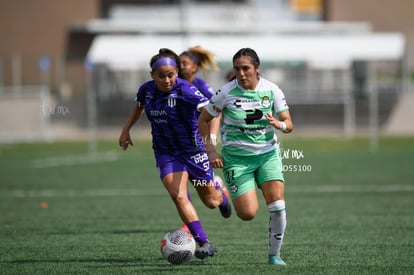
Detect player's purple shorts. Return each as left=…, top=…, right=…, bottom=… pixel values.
left=156, top=152, right=214, bottom=185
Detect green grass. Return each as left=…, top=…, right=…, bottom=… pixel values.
left=0, top=137, right=413, bottom=274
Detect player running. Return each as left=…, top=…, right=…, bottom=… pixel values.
left=198, top=48, right=293, bottom=265
left=119, top=48, right=231, bottom=260
left=179, top=46, right=230, bottom=231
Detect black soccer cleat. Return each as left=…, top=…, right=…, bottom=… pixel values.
left=219, top=198, right=232, bottom=218
left=195, top=242, right=217, bottom=260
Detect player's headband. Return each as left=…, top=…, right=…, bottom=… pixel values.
left=151, top=57, right=177, bottom=71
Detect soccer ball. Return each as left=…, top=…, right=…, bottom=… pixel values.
left=160, top=229, right=196, bottom=265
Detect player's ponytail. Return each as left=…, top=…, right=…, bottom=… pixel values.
left=181, top=46, right=219, bottom=71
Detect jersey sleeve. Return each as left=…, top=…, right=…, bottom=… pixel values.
left=205, top=87, right=226, bottom=117
left=135, top=81, right=151, bottom=107
left=194, top=77, right=215, bottom=99
left=273, top=85, right=289, bottom=114
left=180, top=81, right=209, bottom=111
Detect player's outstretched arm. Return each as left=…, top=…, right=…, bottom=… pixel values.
left=119, top=104, right=145, bottom=150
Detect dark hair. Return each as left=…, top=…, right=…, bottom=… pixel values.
left=226, top=70, right=236, bottom=81
left=150, top=48, right=181, bottom=73
left=232, top=48, right=260, bottom=68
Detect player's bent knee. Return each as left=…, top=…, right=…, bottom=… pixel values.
left=237, top=213, right=255, bottom=221
left=236, top=209, right=257, bottom=221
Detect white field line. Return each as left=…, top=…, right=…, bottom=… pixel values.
left=31, top=151, right=119, bottom=168
left=1, top=185, right=413, bottom=198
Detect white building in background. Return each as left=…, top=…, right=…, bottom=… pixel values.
left=84, top=2, right=406, bottom=139
left=0, top=0, right=410, bottom=143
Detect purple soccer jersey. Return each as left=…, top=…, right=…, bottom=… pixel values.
left=191, top=77, right=215, bottom=99
left=135, top=77, right=209, bottom=159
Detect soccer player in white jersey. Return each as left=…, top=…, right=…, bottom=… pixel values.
left=198, top=48, right=293, bottom=265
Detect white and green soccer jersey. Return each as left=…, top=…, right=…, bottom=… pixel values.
left=205, top=77, right=289, bottom=156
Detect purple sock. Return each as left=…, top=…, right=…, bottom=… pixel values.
left=214, top=179, right=227, bottom=207
left=214, top=181, right=220, bottom=189
left=220, top=192, right=227, bottom=207
left=187, top=220, right=209, bottom=245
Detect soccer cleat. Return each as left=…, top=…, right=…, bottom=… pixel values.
left=195, top=242, right=217, bottom=260
left=268, top=255, right=287, bottom=266
left=219, top=197, right=232, bottom=218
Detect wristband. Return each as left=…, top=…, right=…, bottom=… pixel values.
left=210, top=134, right=217, bottom=144
left=279, top=121, right=286, bottom=132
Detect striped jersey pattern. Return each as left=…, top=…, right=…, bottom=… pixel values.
left=136, top=77, right=209, bottom=157
left=205, top=77, right=289, bottom=156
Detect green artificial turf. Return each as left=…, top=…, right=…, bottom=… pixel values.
left=0, top=137, right=413, bottom=274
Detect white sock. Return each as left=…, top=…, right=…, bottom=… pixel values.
left=268, top=200, right=287, bottom=256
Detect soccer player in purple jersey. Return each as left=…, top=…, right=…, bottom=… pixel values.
left=179, top=46, right=230, bottom=232
left=119, top=48, right=231, bottom=260
left=179, top=46, right=218, bottom=97
left=179, top=46, right=223, bottom=146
